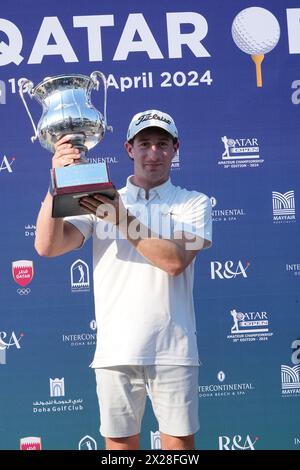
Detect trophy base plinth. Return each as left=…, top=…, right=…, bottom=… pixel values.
left=50, top=162, right=116, bottom=217
left=51, top=182, right=116, bottom=218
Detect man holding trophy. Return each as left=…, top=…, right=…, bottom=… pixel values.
left=31, top=77, right=212, bottom=450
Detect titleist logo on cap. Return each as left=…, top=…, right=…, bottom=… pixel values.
left=135, top=113, right=171, bottom=126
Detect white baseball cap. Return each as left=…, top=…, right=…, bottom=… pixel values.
left=126, top=109, right=178, bottom=141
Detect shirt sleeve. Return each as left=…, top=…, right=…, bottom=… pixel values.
left=64, top=214, right=94, bottom=245
left=173, top=192, right=212, bottom=248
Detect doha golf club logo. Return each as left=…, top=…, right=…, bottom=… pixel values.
left=232, top=7, right=280, bottom=87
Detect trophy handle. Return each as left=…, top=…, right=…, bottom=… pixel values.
left=90, top=71, right=113, bottom=133
left=19, top=78, right=39, bottom=143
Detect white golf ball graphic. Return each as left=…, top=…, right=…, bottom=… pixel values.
left=231, top=7, right=280, bottom=87
left=232, top=7, right=280, bottom=55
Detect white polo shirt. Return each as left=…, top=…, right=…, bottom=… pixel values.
left=65, top=177, right=212, bottom=367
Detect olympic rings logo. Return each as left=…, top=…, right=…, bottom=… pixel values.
left=17, top=288, right=31, bottom=295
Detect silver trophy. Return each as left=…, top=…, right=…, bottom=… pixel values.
left=19, top=71, right=115, bottom=217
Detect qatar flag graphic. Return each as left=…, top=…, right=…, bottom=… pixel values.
left=12, top=260, right=34, bottom=287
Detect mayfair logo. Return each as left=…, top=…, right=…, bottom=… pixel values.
left=272, top=191, right=296, bottom=223
left=281, top=365, right=300, bottom=397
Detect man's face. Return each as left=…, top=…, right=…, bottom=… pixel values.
left=125, top=128, right=179, bottom=189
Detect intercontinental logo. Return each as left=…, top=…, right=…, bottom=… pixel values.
left=285, top=263, right=300, bottom=277
left=87, top=155, right=118, bottom=165
left=62, top=320, right=96, bottom=348
left=272, top=190, right=296, bottom=223
left=210, top=197, right=246, bottom=223
left=218, top=136, right=264, bottom=169
left=199, top=371, right=255, bottom=399
left=227, top=309, right=273, bottom=343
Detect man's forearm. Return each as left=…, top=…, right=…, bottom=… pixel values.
left=118, top=213, right=188, bottom=276
left=35, top=191, right=65, bottom=256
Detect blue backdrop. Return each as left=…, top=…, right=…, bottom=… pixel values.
left=0, top=0, right=299, bottom=451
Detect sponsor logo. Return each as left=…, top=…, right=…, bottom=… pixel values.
left=171, top=148, right=180, bottom=170
left=24, top=224, right=36, bottom=239
left=219, top=136, right=264, bottom=169
left=71, top=259, right=90, bottom=293
left=219, top=434, right=259, bottom=450
left=87, top=156, right=118, bottom=165
left=0, top=330, right=24, bottom=365
left=12, top=260, right=34, bottom=295
left=285, top=263, right=300, bottom=276
left=32, top=377, right=84, bottom=414
left=0, top=155, right=15, bottom=173
left=281, top=340, right=300, bottom=397
left=227, top=309, right=273, bottom=343
left=62, top=321, right=96, bottom=348
left=150, top=431, right=161, bottom=449
left=281, top=365, right=300, bottom=397
left=0, top=80, right=6, bottom=104
left=294, top=437, right=300, bottom=446
left=272, top=191, right=296, bottom=223
left=210, top=197, right=246, bottom=223
left=210, top=260, right=250, bottom=279
left=199, top=371, right=255, bottom=399
left=20, top=437, right=42, bottom=450
left=78, top=435, right=97, bottom=450
left=50, top=377, right=65, bottom=397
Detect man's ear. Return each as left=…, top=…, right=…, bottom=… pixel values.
left=124, top=141, right=134, bottom=160
left=173, top=140, right=179, bottom=155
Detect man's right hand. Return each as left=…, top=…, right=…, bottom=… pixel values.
left=52, top=135, right=81, bottom=168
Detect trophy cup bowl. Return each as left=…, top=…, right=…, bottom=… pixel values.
left=19, top=71, right=115, bottom=218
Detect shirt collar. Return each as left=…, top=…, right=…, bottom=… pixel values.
left=125, top=176, right=173, bottom=202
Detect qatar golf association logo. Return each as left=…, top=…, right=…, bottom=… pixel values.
left=71, top=259, right=90, bottom=293
left=232, top=7, right=280, bottom=87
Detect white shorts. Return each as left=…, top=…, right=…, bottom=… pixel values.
left=94, top=365, right=199, bottom=438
